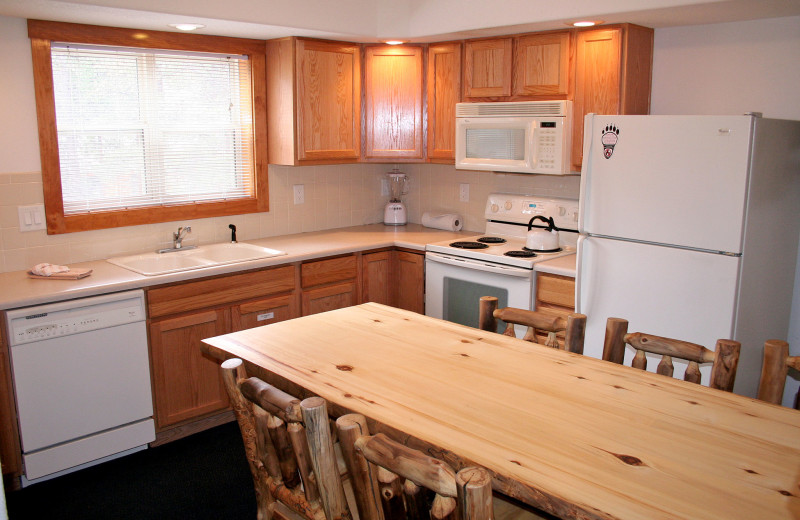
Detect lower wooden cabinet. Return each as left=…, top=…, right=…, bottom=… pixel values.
left=301, top=256, right=359, bottom=316
left=232, top=293, right=299, bottom=331
left=534, top=272, right=576, bottom=345
left=0, top=317, right=21, bottom=479
left=361, top=249, right=425, bottom=313
left=302, top=281, right=358, bottom=316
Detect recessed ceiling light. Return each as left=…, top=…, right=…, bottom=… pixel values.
left=168, top=23, right=206, bottom=31
left=571, top=21, right=602, bottom=27
left=383, top=40, right=406, bottom=45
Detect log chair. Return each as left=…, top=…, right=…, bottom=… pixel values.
left=220, top=358, right=352, bottom=520
left=602, top=318, right=741, bottom=392
left=757, top=339, right=800, bottom=409
left=478, top=295, right=587, bottom=354
left=335, top=414, right=493, bottom=520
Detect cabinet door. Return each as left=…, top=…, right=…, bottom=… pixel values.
left=463, top=38, right=512, bottom=98
left=393, top=251, right=424, bottom=314
left=296, top=39, right=361, bottom=161
left=149, top=309, right=230, bottom=429
left=363, top=45, right=424, bottom=160
left=302, top=282, right=358, bottom=316
left=572, top=27, right=622, bottom=170
left=0, top=318, right=21, bottom=477
left=426, top=42, right=461, bottom=162
left=232, top=293, right=299, bottom=332
left=534, top=272, right=576, bottom=346
left=513, top=32, right=570, bottom=97
left=362, top=251, right=392, bottom=305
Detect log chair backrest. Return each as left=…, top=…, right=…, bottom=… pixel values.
left=603, top=318, right=741, bottom=392
left=478, top=295, right=587, bottom=354
left=335, top=414, right=493, bottom=520
left=221, top=358, right=351, bottom=520
left=757, top=339, right=800, bottom=409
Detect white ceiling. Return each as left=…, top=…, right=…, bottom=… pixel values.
left=0, top=0, right=798, bottom=42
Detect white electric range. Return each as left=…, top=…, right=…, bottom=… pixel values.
left=425, top=193, right=578, bottom=330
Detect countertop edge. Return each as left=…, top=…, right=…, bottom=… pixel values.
left=533, top=253, right=577, bottom=278
left=0, top=224, right=471, bottom=311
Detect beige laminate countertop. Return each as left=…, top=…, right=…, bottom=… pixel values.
left=0, top=224, right=471, bottom=311
left=533, top=253, right=576, bottom=277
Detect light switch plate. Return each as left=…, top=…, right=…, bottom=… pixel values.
left=18, top=204, right=46, bottom=232
left=459, top=183, right=470, bottom=202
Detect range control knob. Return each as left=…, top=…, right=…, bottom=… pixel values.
left=504, top=201, right=513, bottom=210
left=490, top=203, right=499, bottom=213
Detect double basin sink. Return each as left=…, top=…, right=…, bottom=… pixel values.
left=108, top=242, right=287, bottom=276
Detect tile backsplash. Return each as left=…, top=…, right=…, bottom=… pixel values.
left=0, top=164, right=579, bottom=273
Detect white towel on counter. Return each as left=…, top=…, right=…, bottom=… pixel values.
left=421, top=212, right=463, bottom=231
left=31, top=263, right=71, bottom=277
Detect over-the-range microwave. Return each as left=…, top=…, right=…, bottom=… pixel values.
left=455, top=100, right=572, bottom=175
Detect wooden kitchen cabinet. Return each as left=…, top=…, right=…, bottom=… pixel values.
left=512, top=31, right=571, bottom=97
left=0, top=316, right=21, bottom=482
left=147, top=266, right=297, bottom=430
left=393, top=250, right=425, bottom=314
left=463, top=37, right=513, bottom=98
left=149, top=309, right=230, bottom=428
left=361, top=249, right=425, bottom=313
left=363, top=45, right=425, bottom=161
left=301, top=255, right=359, bottom=315
left=426, top=42, right=461, bottom=162
left=571, top=24, right=653, bottom=170
left=266, top=37, right=361, bottom=164
left=534, top=272, right=576, bottom=346
left=361, top=250, right=393, bottom=305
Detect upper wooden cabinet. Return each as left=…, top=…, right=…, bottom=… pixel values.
left=512, top=31, right=571, bottom=97
left=363, top=45, right=425, bottom=161
left=267, top=37, right=361, bottom=165
left=571, top=24, right=653, bottom=170
left=426, top=42, right=462, bottom=162
left=463, top=38, right=513, bottom=98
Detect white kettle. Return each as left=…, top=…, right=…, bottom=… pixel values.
left=526, top=215, right=560, bottom=251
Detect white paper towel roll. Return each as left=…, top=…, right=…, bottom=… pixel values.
left=421, top=212, right=462, bottom=231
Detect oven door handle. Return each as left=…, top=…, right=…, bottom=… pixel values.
left=425, top=252, right=533, bottom=278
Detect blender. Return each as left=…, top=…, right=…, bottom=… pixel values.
left=384, top=168, right=408, bottom=226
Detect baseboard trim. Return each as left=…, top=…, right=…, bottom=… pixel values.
left=151, top=411, right=236, bottom=447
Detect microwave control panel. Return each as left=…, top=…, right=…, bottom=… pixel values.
left=532, top=120, right=566, bottom=174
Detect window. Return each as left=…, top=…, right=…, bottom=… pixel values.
left=28, top=20, right=268, bottom=233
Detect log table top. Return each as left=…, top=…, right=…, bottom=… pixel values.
left=201, top=303, right=800, bottom=520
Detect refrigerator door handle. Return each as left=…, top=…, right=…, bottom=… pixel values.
left=575, top=234, right=588, bottom=314
left=578, top=113, right=594, bottom=234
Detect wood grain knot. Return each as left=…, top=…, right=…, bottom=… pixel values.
left=744, top=469, right=759, bottom=474
left=461, top=339, right=471, bottom=343
left=779, top=490, right=794, bottom=497
left=344, top=393, right=353, bottom=398
left=510, top=460, right=522, bottom=466
left=459, top=353, right=470, bottom=357
left=612, top=385, right=625, bottom=390
left=336, top=364, right=354, bottom=371
left=686, top=400, right=700, bottom=405
left=576, top=376, right=587, bottom=380
left=613, top=453, right=645, bottom=466
left=373, top=319, right=382, bottom=323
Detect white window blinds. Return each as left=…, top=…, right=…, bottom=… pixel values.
left=50, top=43, right=255, bottom=214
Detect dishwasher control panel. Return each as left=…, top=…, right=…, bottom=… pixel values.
left=6, top=290, right=145, bottom=346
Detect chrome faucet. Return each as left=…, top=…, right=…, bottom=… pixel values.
left=173, top=226, right=192, bottom=249
left=157, top=226, right=197, bottom=253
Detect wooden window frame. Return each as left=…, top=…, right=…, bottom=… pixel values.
left=28, top=19, right=269, bottom=234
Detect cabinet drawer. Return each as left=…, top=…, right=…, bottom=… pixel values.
left=536, top=273, right=575, bottom=309
left=232, top=294, right=298, bottom=331
left=301, top=256, right=357, bottom=287
left=147, top=266, right=296, bottom=318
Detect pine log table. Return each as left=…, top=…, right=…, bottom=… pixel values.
left=201, top=302, right=800, bottom=520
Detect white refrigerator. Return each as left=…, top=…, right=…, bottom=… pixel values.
left=576, top=113, right=800, bottom=398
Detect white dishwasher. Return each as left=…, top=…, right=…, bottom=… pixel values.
left=6, top=289, right=155, bottom=485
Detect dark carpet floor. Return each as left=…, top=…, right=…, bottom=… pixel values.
left=5, top=422, right=255, bottom=519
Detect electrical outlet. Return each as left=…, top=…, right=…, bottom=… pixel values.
left=18, top=204, right=46, bottom=232
left=459, top=183, right=470, bottom=203
left=293, top=184, right=305, bottom=205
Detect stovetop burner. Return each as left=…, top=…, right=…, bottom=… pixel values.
left=477, top=236, right=507, bottom=244
left=449, top=241, right=489, bottom=249
left=505, top=250, right=537, bottom=258
left=523, top=246, right=563, bottom=254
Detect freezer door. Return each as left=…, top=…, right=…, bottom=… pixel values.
left=580, top=114, right=754, bottom=254
left=576, top=236, right=740, bottom=383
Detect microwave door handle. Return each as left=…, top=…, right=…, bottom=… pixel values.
left=527, top=120, right=538, bottom=171
left=426, top=252, right=532, bottom=278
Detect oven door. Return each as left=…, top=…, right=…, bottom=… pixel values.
left=425, top=252, right=533, bottom=332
